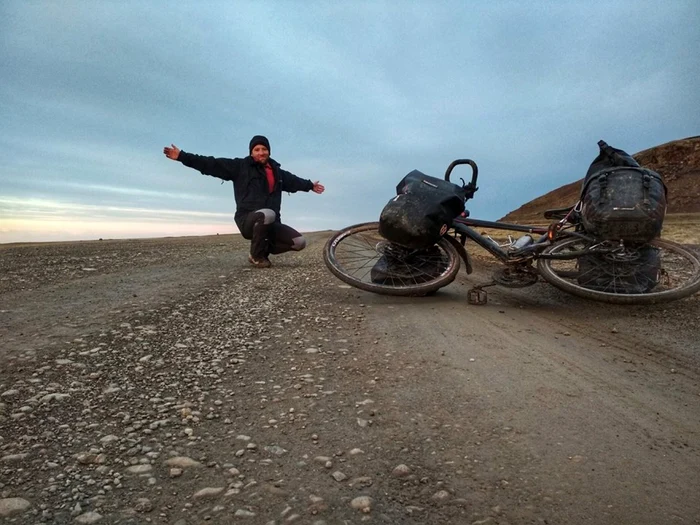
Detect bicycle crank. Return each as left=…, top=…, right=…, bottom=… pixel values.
left=492, top=266, right=539, bottom=288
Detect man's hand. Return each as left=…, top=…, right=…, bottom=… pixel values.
left=163, top=144, right=181, bottom=160
left=312, top=181, right=325, bottom=194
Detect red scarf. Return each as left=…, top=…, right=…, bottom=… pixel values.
left=264, top=163, right=275, bottom=193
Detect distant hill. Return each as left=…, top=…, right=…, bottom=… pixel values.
left=501, top=136, right=700, bottom=224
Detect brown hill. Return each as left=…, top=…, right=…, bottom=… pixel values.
left=501, top=136, right=700, bottom=224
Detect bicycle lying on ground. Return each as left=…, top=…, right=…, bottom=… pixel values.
left=323, top=159, right=700, bottom=305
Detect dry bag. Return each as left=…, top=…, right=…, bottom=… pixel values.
left=580, top=140, right=667, bottom=242
left=378, top=170, right=466, bottom=249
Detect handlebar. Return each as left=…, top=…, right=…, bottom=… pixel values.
left=444, top=159, right=478, bottom=194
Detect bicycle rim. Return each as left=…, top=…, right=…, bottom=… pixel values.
left=537, top=238, right=700, bottom=304
left=323, top=222, right=460, bottom=296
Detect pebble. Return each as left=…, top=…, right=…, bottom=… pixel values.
left=135, top=498, right=154, bottom=513
left=392, top=464, right=411, bottom=477
left=350, top=496, right=373, bottom=512
left=349, top=476, right=373, bottom=487
left=40, top=392, right=71, bottom=403
left=77, top=452, right=107, bottom=464
left=1, top=453, right=28, bottom=463
left=0, top=498, right=31, bottom=517
left=234, top=508, right=256, bottom=518
left=432, top=490, right=451, bottom=502
left=264, top=445, right=287, bottom=455
left=126, top=464, right=153, bottom=474
left=193, top=487, right=225, bottom=499
left=99, top=435, right=119, bottom=445
left=165, top=456, right=203, bottom=468
left=74, top=511, right=104, bottom=524
left=332, top=471, right=347, bottom=482
left=0, top=389, right=19, bottom=398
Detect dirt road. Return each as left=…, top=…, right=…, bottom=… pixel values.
left=1, top=233, right=698, bottom=524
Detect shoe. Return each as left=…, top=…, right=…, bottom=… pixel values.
left=248, top=254, right=271, bottom=268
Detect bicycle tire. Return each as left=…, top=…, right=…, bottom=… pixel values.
left=323, top=222, right=460, bottom=296
left=537, top=238, right=700, bottom=304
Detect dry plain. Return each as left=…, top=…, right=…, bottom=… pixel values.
left=1, top=232, right=699, bottom=524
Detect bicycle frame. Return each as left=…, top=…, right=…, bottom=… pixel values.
left=452, top=217, right=550, bottom=263
left=444, top=158, right=575, bottom=265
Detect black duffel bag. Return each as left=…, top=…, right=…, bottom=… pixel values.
left=370, top=245, right=447, bottom=284
left=577, top=245, right=660, bottom=294
left=580, top=140, right=667, bottom=242
left=378, top=170, right=466, bottom=249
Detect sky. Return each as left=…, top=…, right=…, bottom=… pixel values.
left=1, top=0, right=699, bottom=243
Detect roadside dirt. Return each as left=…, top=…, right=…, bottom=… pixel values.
left=1, top=233, right=699, bottom=524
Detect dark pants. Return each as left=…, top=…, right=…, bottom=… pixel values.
left=240, top=209, right=306, bottom=259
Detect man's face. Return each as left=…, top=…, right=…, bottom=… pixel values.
left=251, top=144, right=270, bottom=164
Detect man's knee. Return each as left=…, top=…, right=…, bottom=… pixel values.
left=241, top=209, right=276, bottom=239
left=255, top=209, right=276, bottom=225
left=291, top=235, right=306, bottom=251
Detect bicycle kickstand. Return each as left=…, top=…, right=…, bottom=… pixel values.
left=467, top=281, right=497, bottom=306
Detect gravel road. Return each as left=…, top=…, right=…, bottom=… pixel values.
left=1, top=233, right=699, bottom=524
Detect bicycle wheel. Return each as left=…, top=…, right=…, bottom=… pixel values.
left=537, top=238, right=700, bottom=304
left=324, top=222, right=460, bottom=296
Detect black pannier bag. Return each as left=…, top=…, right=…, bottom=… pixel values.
left=580, top=140, right=667, bottom=242
left=370, top=245, right=448, bottom=285
left=378, top=170, right=467, bottom=249
left=577, top=245, right=660, bottom=294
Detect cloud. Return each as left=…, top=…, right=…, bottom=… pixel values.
left=1, top=0, right=699, bottom=243
left=0, top=196, right=230, bottom=222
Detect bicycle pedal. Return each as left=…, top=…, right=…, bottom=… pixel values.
left=467, top=287, right=488, bottom=305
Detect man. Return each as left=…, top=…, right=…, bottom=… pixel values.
left=163, top=136, right=325, bottom=268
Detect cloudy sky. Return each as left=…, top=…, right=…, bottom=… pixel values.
left=1, top=1, right=698, bottom=243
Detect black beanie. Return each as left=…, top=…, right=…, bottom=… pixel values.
left=249, top=135, right=270, bottom=154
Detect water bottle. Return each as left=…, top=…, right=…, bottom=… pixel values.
left=511, top=234, right=533, bottom=251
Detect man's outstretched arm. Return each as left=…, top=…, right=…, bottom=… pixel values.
left=280, top=169, right=325, bottom=194
left=162, top=144, right=239, bottom=181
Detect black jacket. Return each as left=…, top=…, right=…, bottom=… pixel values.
left=178, top=151, right=314, bottom=228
